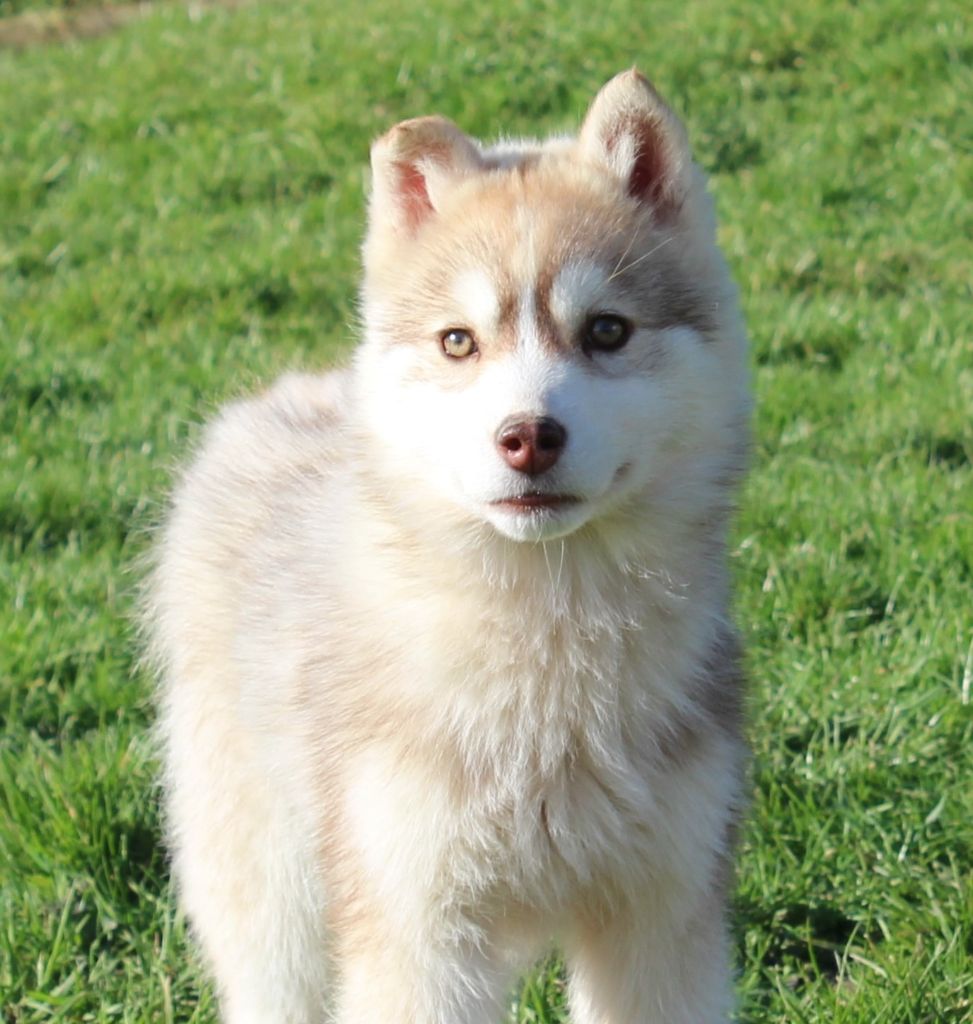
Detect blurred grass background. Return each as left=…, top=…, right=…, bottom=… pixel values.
left=1, top=0, right=971, bottom=1020
left=1, top=0, right=152, bottom=20
left=0, top=0, right=118, bottom=15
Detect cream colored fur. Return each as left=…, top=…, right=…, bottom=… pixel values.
left=146, top=71, right=752, bottom=1023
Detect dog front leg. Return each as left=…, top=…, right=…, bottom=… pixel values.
left=564, top=899, right=735, bottom=1024
left=331, top=925, right=511, bottom=1024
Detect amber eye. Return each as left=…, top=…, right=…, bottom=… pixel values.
left=440, top=328, right=477, bottom=359
left=583, top=314, right=632, bottom=354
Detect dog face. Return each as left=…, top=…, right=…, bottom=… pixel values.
left=356, top=72, right=748, bottom=542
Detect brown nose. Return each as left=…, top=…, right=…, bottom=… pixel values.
left=496, top=416, right=567, bottom=475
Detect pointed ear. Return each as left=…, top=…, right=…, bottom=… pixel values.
left=369, top=116, right=483, bottom=235
left=579, top=70, right=692, bottom=220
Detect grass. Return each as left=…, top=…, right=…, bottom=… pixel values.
left=1, top=0, right=971, bottom=1020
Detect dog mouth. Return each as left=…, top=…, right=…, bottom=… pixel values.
left=491, top=492, right=580, bottom=513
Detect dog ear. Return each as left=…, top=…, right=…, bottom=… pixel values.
left=369, top=116, right=483, bottom=235
left=579, top=70, right=692, bottom=221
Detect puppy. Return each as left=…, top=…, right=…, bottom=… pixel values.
left=146, top=69, right=751, bottom=1024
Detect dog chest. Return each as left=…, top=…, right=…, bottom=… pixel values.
left=338, top=709, right=679, bottom=925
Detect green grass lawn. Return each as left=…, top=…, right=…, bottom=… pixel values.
left=1, top=0, right=971, bottom=1020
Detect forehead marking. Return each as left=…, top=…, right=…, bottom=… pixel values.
left=508, top=265, right=582, bottom=356
left=533, top=265, right=563, bottom=352
left=450, top=268, right=500, bottom=333
left=549, top=260, right=611, bottom=327
left=516, top=275, right=565, bottom=356
left=517, top=285, right=540, bottom=355
left=509, top=283, right=564, bottom=411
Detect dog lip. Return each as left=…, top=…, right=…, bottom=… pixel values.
left=491, top=493, right=579, bottom=511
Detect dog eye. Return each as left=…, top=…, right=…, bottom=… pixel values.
left=440, top=328, right=477, bottom=359
left=583, top=314, right=632, bottom=355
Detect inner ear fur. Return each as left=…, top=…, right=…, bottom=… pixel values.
left=369, top=116, right=484, bottom=235
left=580, top=69, right=692, bottom=220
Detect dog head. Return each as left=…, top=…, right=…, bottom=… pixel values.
left=355, top=71, right=749, bottom=543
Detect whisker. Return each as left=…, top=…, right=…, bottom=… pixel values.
left=610, top=223, right=642, bottom=279
left=607, top=234, right=677, bottom=283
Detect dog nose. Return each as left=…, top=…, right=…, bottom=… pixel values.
left=495, top=416, right=567, bottom=475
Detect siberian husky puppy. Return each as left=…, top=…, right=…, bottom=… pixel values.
left=146, top=70, right=751, bottom=1024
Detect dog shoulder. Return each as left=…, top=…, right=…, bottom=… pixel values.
left=154, top=369, right=349, bottom=587
left=182, top=369, right=347, bottom=496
